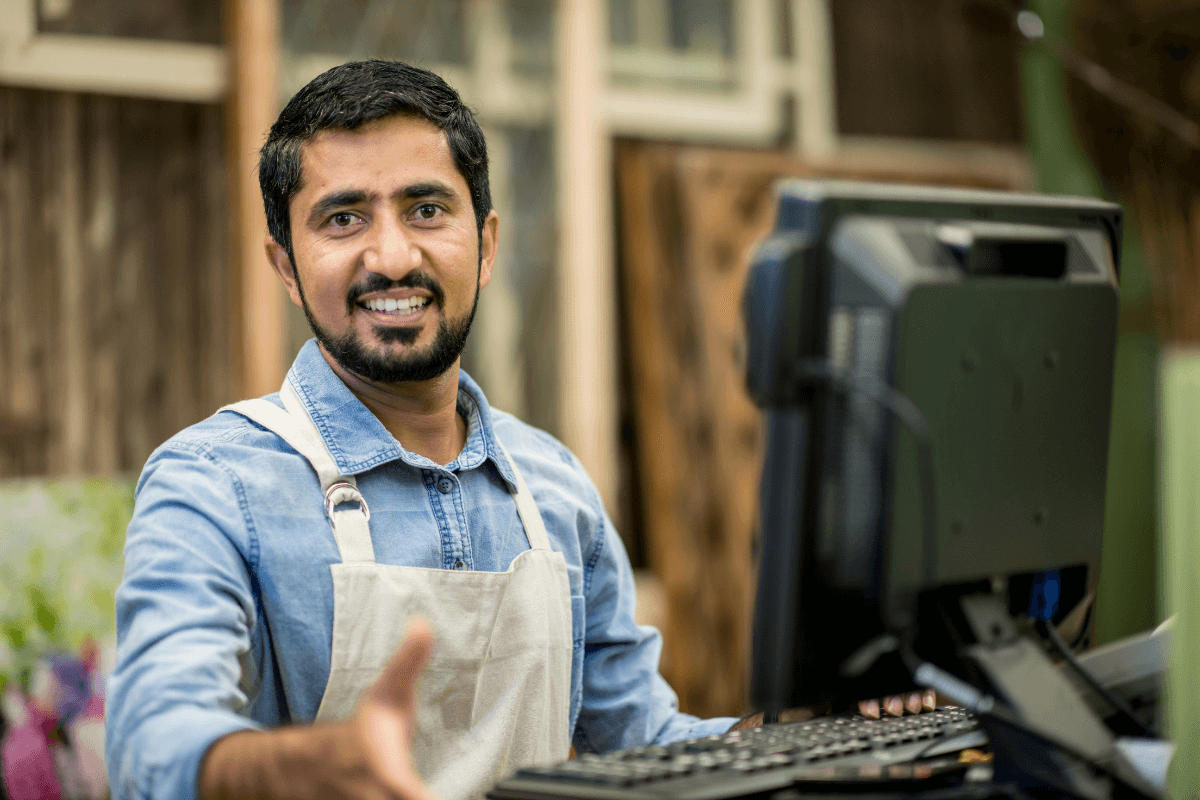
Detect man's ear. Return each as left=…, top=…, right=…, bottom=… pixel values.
left=478, top=210, right=499, bottom=291
left=266, top=238, right=304, bottom=308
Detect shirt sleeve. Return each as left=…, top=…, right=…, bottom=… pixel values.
left=105, top=440, right=263, bottom=800
left=571, top=493, right=737, bottom=753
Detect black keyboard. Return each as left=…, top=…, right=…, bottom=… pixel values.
left=489, top=708, right=986, bottom=800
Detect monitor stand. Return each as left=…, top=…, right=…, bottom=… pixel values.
left=958, top=594, right=1158, bottom=799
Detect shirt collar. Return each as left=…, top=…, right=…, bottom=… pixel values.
left=284, top=339, right=517, bottom=489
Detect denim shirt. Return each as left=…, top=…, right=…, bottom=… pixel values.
left=106, top=339, right=736, bottom=800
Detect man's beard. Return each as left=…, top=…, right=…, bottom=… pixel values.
left=296, top=269, right=479, bottom=383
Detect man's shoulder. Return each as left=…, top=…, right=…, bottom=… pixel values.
left=488, top=409, right=580, bottom=470
left=130, top=397, right=311, bottom=546
left=146, top=396, right=295, bottom=464
left=484, top=410, right=607, bottom=513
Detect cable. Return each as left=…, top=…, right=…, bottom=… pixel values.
left=1040, top=619, right=1154, bottom=738
left=793, top=359, right=940, bottom=590
left=1067, top=602, right=1094, bottom=651
left=1015, top=8, right=1199, bottom=150
left=789, top=360, right=937, bottom=681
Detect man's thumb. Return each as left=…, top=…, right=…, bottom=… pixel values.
left=369, top=617, right=435, bottom=712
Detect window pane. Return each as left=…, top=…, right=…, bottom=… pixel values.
left=505, top=0, right=554, bottom=77
left=610, top=0, right=637, bottom=46
left=669, top=0, right=733, bottom=57
left=282, top=0, right=469, bottom=64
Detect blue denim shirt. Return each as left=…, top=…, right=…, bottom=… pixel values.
left=106, top=339, right=736, bottom=800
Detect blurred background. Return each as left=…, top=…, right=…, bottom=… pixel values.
left=0, top=0, right=1196, bottom=778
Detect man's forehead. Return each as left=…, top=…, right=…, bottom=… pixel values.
left=307, top=112, right=443, bottom=147
left=294, top=114, right=462, bottom=197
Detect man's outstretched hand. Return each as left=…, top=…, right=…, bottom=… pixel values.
left=200, top=619, right=440, bottom=800
left=354, top=619, right=440, bottom=800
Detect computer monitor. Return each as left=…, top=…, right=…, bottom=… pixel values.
left=742, top=181, right=1122, bottom=714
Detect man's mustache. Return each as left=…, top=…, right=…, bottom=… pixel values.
left=346, top=271, right=445, bottom=313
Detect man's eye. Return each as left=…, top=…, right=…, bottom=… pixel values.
left=331, top=212, right=357, bottom=227
left=414, top=204, right=440, bottom=220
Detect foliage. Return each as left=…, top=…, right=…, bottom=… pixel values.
left=0, top=477, right=133, bottom=692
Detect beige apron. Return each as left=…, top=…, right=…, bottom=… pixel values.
left=226, top=381, right=573, bottom=800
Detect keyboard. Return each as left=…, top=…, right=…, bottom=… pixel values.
left=489, top=708, right=986, bottom=800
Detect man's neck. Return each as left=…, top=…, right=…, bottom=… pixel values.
left=318, top=346, right=468, bottom=466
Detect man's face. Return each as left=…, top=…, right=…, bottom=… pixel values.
left=268, top=114, right=497, bottom=384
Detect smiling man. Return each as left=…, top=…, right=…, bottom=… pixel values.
left=268, top=110, right=495, bottom=466
left=105, top=60, right=740, bottom=800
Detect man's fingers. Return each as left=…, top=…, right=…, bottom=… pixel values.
left=858, top=698, right=881, bottom=719
left=860, top=690, right=940, bottom=719
left=369, top=617, right=435, bottom=712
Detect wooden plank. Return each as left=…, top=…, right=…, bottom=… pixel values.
left=616, top=140, right=1032, bottom=718
left=0, top=35, right=225, bottom=103
left=83, top=95, right=121, bottom=475
left=617, top=142, right=701, bottom=700
left=556, top=0, right=619, bottom=512
left=0, top=88, right=48, bottom=475
left=199, top=103, right=233, bottom=415
left=226, top=0, right=284, bottom=400
left=53, top=92, right=86, bottom=475
left=113, top=96, right=156, bottom=469
left=162, top=104, right=199, bottom=434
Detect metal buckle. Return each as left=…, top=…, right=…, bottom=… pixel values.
left=324, top=481, right=370, bottom=522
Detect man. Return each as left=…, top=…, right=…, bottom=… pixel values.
left=105, top=59, right=742, bottom=800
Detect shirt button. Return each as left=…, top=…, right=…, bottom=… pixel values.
left=437, top=476, right=454, bottom=494
left=453, top=560, right=467, bottom=570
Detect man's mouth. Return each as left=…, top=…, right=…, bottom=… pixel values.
left=359, top=296, right=431, bottom=316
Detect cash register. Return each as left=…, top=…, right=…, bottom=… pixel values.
left=489, top=181, right=1163, bottom=800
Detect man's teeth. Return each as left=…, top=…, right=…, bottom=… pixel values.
left=363, top=297, right=430, bottom=314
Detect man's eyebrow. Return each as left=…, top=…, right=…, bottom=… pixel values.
left=306, top=190, right=373, bottom=227
left=395, top=182, right=458, bottom=202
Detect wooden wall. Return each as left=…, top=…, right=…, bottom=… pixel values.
left=830, top=0, right=1025, bottom=142
left=0, top=87, right=231, bottom=478
left=615, top=140, right=1034, bottom=718
left=1070, top=1, right=1200, bottom=344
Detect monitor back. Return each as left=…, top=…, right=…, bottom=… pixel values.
left=745, top=181, right=1122, bottom=710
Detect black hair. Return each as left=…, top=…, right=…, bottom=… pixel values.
left=259, top=59, right=491, bottom=265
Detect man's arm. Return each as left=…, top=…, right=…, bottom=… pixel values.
left=106, top=443, right=266, bottom=800
left=200, top=621, right=439, bottom=800
left=109, top=442, right=441, bottom=800
left=571, top=507, right=737, bottom=752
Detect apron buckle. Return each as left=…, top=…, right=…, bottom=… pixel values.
left=324, top=481, right=371, bottom=522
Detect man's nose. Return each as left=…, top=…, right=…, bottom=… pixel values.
left=362, top=216, right=420, bottom=278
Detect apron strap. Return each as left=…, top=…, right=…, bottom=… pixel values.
left=221, top=385, right=547, bottom=561
left=497, top=442, right=551, bottom=552
left=220, top=386, right=376, bottom=564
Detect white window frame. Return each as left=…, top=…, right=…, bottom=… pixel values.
left=0, top=0, right=224, bottom=102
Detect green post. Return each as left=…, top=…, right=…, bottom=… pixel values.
left=1022, top=0, right=1160, bottom=645
left=1162, top=348, right=1200, bottom=797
